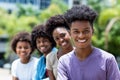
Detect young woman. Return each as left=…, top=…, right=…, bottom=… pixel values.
left=11, top=32, right=38, bottom=80
left=57, top=5, right=120, bottom=80
left=45, top=14, right=74, bottom=80
left=31, top=24, right=57, bottom=80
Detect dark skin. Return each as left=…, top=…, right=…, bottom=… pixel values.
left=48, top=27, right=73, bottom=80
left=12, top=77, right=19, bottom=80
left=47, top=46, right=73, bottom=80
left=70, top=20, right=93, bottom=61
left=47, top=70, right=55, bottom=80
left=12, top=41, right=32, bottom=80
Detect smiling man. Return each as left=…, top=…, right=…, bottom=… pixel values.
left=57, top=5, right=120, bottom=80
left=31, top=24, right=57, bottom=80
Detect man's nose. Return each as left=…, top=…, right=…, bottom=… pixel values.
left=78, top=32, right=85, bottom=38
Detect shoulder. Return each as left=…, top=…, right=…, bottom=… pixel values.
left=94, top=47, right=114, bottom=59
left=46, top=47, right=58, bottom=60
left=30, top=57, right=39, bottom=63
left=11, top=59, right=20, bottom=71
left=59, top=50, right=74, bottom=63
left=37, top=55, right=45, bottom=64
left=50, top=47, right=58, bottom=54
left=31, top=57, right=38, bottom=61
left=57, top=50, right=74, bottom=71
left=93, top=47, right=116, bottom=64
left=39, top=55, right=45, bottom=60
left=12, top=59, right=20, bottom=65
left=46, top=51, right=57, bottom=60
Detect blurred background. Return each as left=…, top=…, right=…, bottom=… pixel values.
left=0, top=0, right=120, bottom=79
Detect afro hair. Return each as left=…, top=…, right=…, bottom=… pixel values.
left=11, top=31, right=34, bottom=54
left=64, top=5, right=98, bottom=27
left=31, top=24, right=56, bottom=49
left=45, top=14, right=69, bottom=37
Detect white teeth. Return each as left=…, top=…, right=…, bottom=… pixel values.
left=78, top=39, right=86, bottom=43
left=40, top=47, right=45, bottom=50
left=61, top=42, right=67, bottom=46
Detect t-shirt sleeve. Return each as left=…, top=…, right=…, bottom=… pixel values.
left=106, top=55, right=120, bottom=80
left=46, top=53, right=53, bottom=70
left=32, top=58, right=39, bottom=80
left=34, top=59, right=40, bottom=80
left=11, top=60, right=17, bottom=77
left=57, top=57, right=68, bottom=80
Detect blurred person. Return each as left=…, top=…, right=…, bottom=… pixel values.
left=45, top=14, right=74, bottom=80
left=31, top=24, right=57, bottom=80
left=57, top=5, right=120, bottom=80
left=11, top=32, right=38, bottom=80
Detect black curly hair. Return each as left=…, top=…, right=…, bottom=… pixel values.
left=11, top=31, right=34, bottom=54
left=64, top=5, right=98, bottom=27
left=45, top=14, right=70, bottom=38
left=31, top=24, right=56, bottom=49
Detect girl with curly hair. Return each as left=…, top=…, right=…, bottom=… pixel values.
left=11, top=32, right=38, bottom=80
left=45, top=14, right=74, bottom=80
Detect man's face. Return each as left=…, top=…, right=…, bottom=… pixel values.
left=52, top=27, right=71, bottom=49
left=70, top=20, right=93, bottom=49
left=36, top=37, right=52, bottom=54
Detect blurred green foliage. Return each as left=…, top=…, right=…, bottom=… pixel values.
left=0, top=0, right=68, bottom=59
left=0, top=0, right=120, bottom=57
left=88, top=0, right=120, bottom=56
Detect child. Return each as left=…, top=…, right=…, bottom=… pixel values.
left=11, top=32, right=38, bottom=80
left=45, top=14, right=74, bottom=80
left=57, top=5, right=120, bottom=80
left=31, top=24, right=57, bottom=80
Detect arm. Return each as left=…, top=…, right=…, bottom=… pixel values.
left=12, top=76, right=19, bottom=80
left=11, top=60, right=19, bottom=80
left=47, top=69, right=56, bottom=80
left=57, top=58, right=68, bottom=80
left=106, top=56, right=120, bottom=80
left=34, top=59, right=41, bottom=80
left=46, top=54, right=55, bottom=80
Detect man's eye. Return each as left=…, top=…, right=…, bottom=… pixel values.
left=23, top=47, right=28, bottom=49
left=83, top=30, right=90, bottom=34
left=43, top=39, right=49, bottom=43
left=60, top=33, right=66, bottom=38
left=17, top=46, right=22, bottom=49
left=36, top=41, right=40, bottom=44
left=54, top=37, right=59, bottom=41
left=73, top=31, right=79, bottom=34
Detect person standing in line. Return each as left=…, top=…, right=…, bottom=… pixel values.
left=45, top=14, right=74, bottom=80
left=31, top=24, right=57, bottom=80
left=57, top=5, right=120, bottom=80
left=11, top=32, right=38, bottom=80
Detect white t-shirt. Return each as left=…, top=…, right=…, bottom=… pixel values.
left=11, top=57, right=38, bottom=80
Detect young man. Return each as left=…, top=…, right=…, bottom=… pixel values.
left=31, top=24, right=57, bottom=80
left=57, top=5, right=120, bottom=80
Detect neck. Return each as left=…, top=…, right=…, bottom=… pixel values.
left=62, top=45, right=73, bottom=54
left=75, top=46, right=93, bottom=61
left=21, top=56, right=30, bottom=64
left=57, top=45, right=73, bottom=59
left=43, top=53, right=48, bottom=57
left=43, top=48, right=52, bottom=57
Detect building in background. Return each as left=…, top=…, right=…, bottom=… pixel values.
left=0, top=0, right=85, bottom=11
left=0, top=0, right=51, bottom=11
